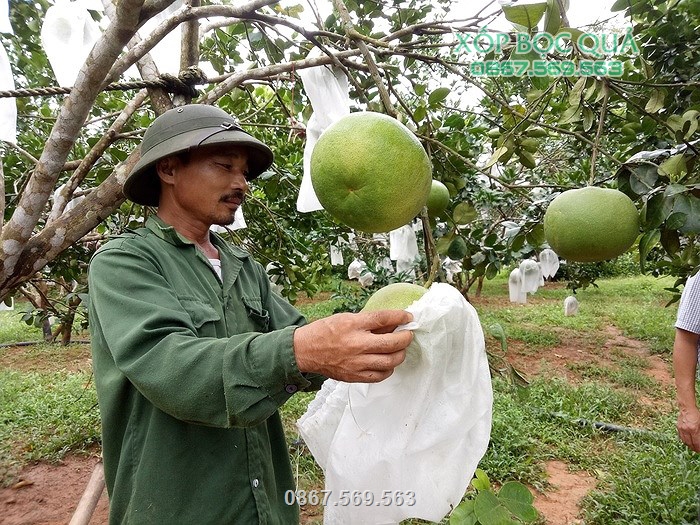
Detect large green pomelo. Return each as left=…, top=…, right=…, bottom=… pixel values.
left=361, top=282, right=427, bottom=312
left=310, top=112, right=432, bottom=233
left=427, top=180, right=450, bottom=217
left=543, top=186, right=639, bottom=263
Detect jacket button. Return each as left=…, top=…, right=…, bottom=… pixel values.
left=285, top=384, right=298, bottom=394
left=252, top=478, right=259, bottom=488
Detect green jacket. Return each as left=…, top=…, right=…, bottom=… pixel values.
left=88, top=216, right=323, bottom=524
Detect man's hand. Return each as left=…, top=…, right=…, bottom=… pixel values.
left=678, top=407, right=700, bottom=452
left=293, top=310, right=414, bottom=383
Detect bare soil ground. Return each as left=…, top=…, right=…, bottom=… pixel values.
left=0, top=305, right=674, bottom=525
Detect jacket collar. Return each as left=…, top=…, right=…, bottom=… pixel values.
left=145, top=216, right=250, bottom=259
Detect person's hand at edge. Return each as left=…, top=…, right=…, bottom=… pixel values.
left=293, top=309, right=414, bottom=383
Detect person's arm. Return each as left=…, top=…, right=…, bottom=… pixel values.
left=674, top=327, right=700, bottom=452
left=89, top=245, right=413, bottom=429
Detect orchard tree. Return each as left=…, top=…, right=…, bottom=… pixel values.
left=0, top=0, right=697, bottom=316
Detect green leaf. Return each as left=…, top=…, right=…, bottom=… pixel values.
left=558, top=104, right=581, bottom=124
left=658, top=154, right=687, bottom=181
left=472, top=468, right=491, bottom=491
left=568, top=76, right=587, bottom=105
left=413, top=105, right=427, bottom=122
left=644, top=89, right=666, bottom=114
left=485, top=146, right=509, bottom=169
left=660, top=226, right=682, bottom=255
left=449, top=499, right=478, bottom=525
left=665, top=211, right=687, bottom=230
left=502, top=3, right=548, bottom=29
left=487, top=323, right=508, bottom=353
left=474, top=490, right=517, bottom=525
left=629, top=164, right=659, bottom=195
left=611, top=0, right=631, bottom=11
left=639, top=229, right=660, bottom=271
left=454, top=201, right=478, bottom=225
left=672, top=195, right=700, bottom=234
left=447, top=236, right=469, bottom=259
left=428, top=87, right=451, bottom=107
left=499, top=482, right=538, bottom=522
left=583, top=107, right=595, bottom=132
left=544, top=0, right=562, bottom=35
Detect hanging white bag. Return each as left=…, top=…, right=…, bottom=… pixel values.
left=347, top=259, right=367, bottom=280
left=136, top=0, right=183, bottom=76
left=297, top=49, right=350, bottom=212
left=40, top=0, right=101, bottom=87
left=519, top=259, right=541, bottom=294
left=297, top=283, right=493, bottom=524
left=539, top=248, right=560, bottom=279
left=0, top=0, right=13, bottom=34
left=0, top=43, right=16, bottom=143
left=508, top=268, right=526, bottom=304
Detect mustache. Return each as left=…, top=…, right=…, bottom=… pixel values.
left=221, top=190, right=247, bottom=204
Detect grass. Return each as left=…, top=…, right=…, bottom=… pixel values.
left=0, top=369, right=100, bottom=483
left=0, top=273, right=695, bottom=523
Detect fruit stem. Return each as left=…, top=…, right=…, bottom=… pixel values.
left=419, top=207, right=440, bottom=286
left=589, top=79, right=609, bottom=186
left=332, top=0, right=397, bottom=118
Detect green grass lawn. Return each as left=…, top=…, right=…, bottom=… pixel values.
left=1, top=274, right=696, bottom=524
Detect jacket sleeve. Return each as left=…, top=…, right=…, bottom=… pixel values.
left=88, top=243, right=315, bottom=429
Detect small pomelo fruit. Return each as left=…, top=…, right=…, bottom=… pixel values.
left=361, top=282, right=427, bottom=312
left=310, top=112, right=432, bottom=233
left=543, top=186, right=639, bottom=263
left=427, top=180, right=450, bottom=217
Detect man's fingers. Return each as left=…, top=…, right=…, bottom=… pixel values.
left=360, top=309, right=414, bottom=332
left=366, top=329, right=414, bottom=354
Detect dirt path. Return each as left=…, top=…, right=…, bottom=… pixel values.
left=0, top=455, right=109, bottom=525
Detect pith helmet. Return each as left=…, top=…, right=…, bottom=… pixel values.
left=123, top=104, right=274, bottom=206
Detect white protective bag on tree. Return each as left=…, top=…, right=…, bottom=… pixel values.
left=519, top=259, right=541, bottom=294
left=508, top=268, right=526, bottom=304
left=564, top=295, right=579, bottom=316
left=297, top=283, right=493, bottom=524
left=539, top=249, right=560, bottom=279
left=296, top=50, right=350, bottom=212
left=40, top=0, right=101, bottom=87
left=137, top=0, right=183, bottom=76
left=0, top=43, right=16, bottom=143
left=0, top=0, right=13, bottom=34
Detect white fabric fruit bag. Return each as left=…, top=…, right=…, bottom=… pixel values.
left=297, top=283, right=493, bottom=524
left=296, top=49, right=350, bottom=212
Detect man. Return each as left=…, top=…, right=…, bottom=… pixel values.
left=88, top=104, right=414, bottom=524
left=674, top=271, right=700, bottom=452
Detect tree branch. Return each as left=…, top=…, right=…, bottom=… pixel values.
left=0, top=0, right=147, bottom=277
left=333, top=0, right=396, bottom=117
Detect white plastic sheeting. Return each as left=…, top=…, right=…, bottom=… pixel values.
left=296, top=49, right=350, bottom=212
left=297, top=283, right=493, bottom=525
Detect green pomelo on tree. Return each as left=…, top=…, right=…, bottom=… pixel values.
left=310, top=112, right=432, bottom=233
left=543, top=186, right=640, bottom=263
left=427, top=180, right=450, bottom=217
left=361, top=282, right=428, bottom=312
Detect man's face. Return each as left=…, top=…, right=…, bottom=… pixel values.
left=157, top=144, right=250, bottom=227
